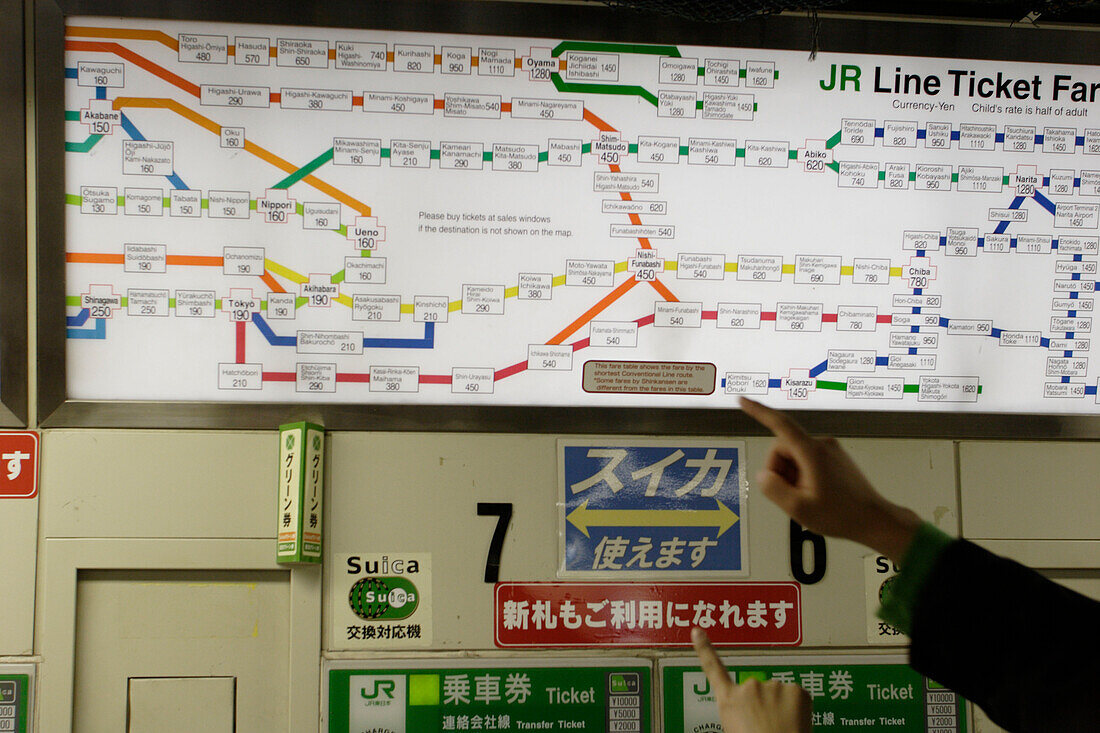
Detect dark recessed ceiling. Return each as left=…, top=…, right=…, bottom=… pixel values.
left=594, top=0, right=1100, bottom=25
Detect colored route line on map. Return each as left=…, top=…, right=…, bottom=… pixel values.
left=64, top=35, right=679, bottom=329
left=65, top=28, right=1096, bottom=399
left=110, top=96, right=373, bottom=215
left=67, top=27, right=686, bottom=64
left=67, top=41, right=374, bottom=214
left=62, top=189, right=352, bottom=238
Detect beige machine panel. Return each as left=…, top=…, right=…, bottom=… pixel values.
left=959, top=442, right=1100, bottom=540
left=41, top=430, right=276, bottom=539
left=127, top=676, right=235, bottom=733
left=325, top=433, right=957, bottom=651
left=73, top=570, right=288, bottom=733
left=35, top=430, right=322, bottom=733
left=0, top=495, right=36, bottom=654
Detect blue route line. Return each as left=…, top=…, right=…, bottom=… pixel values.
left=1033, top=190, right=1057, bottom=215
left=65, top=67, right=78, bottom=78
left=993, top=196, right=1027, bottom=234
left=67, top=312, right=106, bottom=340
left=119, top=112, right=190, bottom=190
left=252, top=313, right=436, bottom=349
left=67, top=308, right=90, bottom=327
left=364, top=321, right=435, bottom=349
left=251, top=313, right=297, bottom=346
left=119, top=112, right=144, bottom=140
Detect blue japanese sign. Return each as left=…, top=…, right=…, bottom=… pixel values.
left=560, top=441, right=747, bottom=574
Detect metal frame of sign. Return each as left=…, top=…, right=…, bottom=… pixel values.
left=0, top=0, right=27, bottom=427
left=35, top=0, right=1100, bottom=436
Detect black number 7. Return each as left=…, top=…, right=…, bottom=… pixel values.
left=477, top=502, right=513, bottom=583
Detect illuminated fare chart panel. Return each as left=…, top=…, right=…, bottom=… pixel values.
left=64, top=18, right=1100, bottom=412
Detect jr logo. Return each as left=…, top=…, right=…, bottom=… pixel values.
left=693, top=678, right=711, bottom=695
left=820, top=64, right=861, bottom=91
left=361, top=679, right=396, bottom=700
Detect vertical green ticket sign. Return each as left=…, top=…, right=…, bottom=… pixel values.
left=276, top=421, right=324, bottom=565
left=0, top=675, right=30, bottom=733
left=328, top=662, right=651, bottom=732
left=662, top=657, right=968, bottom=732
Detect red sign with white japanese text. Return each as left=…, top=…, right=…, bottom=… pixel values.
left=494, top=582, right=801, bottom=648
left=0, top=431, right=39, bottom=499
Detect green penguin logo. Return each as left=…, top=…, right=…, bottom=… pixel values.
left=878, top=575, right=897, bottom=605
left=348, top=577, right=419, bottom=620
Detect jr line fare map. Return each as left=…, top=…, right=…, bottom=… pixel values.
left=64, top=18, right=1100, bottom=412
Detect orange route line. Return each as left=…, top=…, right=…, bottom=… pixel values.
left=66, top=26, right=179, bottom=51
left=260, top=271, right=285, bottom=293
left=167, top=255, right=223, bottom=266
left=66, top=253, right=226, bottom=266
left=69, top=41, right=371, bottom=213
left=112, top=97, right=372, bottom=216
left=66, top=40, right=199, bottom=97
left=66, top=253, right=123, bottom=264
left=648, top=279, right=678, bottom=302
left=583, top=108, right=617, bottom=133
left=547, top=276, right=639, bottom=346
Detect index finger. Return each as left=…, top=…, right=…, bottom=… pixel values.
left=739, top=397, right=812, bottom=446
left=691, top=628, right=733, bottom=694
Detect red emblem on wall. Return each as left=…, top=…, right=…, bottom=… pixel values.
left=0, top=431, right=39, bottom=498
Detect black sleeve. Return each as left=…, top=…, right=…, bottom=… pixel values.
left=907, top=538, right=1100, bottom=732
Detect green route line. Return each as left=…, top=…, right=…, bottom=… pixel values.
left=551, top=73, right=658, bottom=107
left=272, top=147, right=334, bottom=189
left=551, top=41, right=680, bottom=58
left=68, top=294, right=311, bottom=310
left=64, top=289, right=988, bottom=397
left=693, top=100, right=758, bottom=112
left=65, top=110, right=104, bottom=153
left=67, top=134, right=104, bottom=152
left=66, top=294, right=308, bottom=310
left=817, top=380, right=982, bottom=394
left=822, top=378, right=985, bottom=391
left=65, top=194, right=347, bottom=237
left=826, top=130, right=842, bottom=149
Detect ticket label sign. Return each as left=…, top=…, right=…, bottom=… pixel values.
left=661, top=656, right=968, bottom=732
left=325, top=659, right=652, bottom=733
left=560, top=441, right=746, bottom=576
left=494, top=582, right=800, bottom=647
left=0, top=670, right=31, bottom=733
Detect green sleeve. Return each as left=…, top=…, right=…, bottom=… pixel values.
left=877, top=522, right=955, bottom=635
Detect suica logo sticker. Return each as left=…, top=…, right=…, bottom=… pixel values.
left=348, top=576, right=419, bottom=621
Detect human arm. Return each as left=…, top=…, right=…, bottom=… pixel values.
left=738, top=396, right=921, bottom=563
left=738, top=396, right=1100, bottom=732
left=691, top=627, right=812, bottom=733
